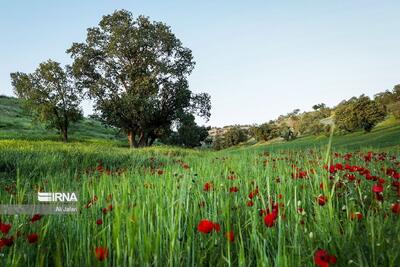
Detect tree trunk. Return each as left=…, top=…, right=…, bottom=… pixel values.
left=138, top=131, right=148, bottom=147
left=148, top=134, right=156, bottom=146
left=62, top=111, right=69, bottom=143
left=62, top=129, right=68, bottom=143
left=127, top=130, right=138, bottom=148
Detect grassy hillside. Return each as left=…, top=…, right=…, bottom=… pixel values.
left=231, top=116, right=400, bottom=153
left=0, top=95, right=125, bottom=142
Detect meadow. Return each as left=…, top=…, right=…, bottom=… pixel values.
left=0, top=119, right=399, bottom=266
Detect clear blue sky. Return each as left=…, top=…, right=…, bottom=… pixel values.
left=1, top=1, right=400, bottom=127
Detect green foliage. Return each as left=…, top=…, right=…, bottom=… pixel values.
left=387, top=102, right=400, bottom=119
left=335, top=95, right=386, bottom=133
left=298, top=104, right=331, bottom=136
left=67, top=10, right=211, bottom=148
left=10, top=60, right=82, bottom=142
left=375, top=84, right=400, bottom=119
left=279, top=123, right=297, bottom=141
left=162, top=114, right=210, bottom=147
left=250, top=122, right=298, bottom=142
left=250, top=122, right=280, bottom=141
left=222, top=126, right=248, bottom=147
left=212, top=135, right=225, bottom=150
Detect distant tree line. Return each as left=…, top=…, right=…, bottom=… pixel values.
left=212, top=85, right=399, bottom=150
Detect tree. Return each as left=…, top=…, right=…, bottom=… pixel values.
left=375, top=85, right=400, bottom=119
left=250, top=122, right=280, bottom=142
left=298, top=104, right=331, bottom=136
left=163, top=113, right=210, bottom=147
left=212, top=135, right=225, bottom=150
left=279, top=123, right=297, bottom=141
left=223, top=127, right=248, bottom=147
left=334, top=95, right=386, bottom=132
left=67, top=10, right=210, bottom=148
left=312, top=103, right=326, bottom=110
left=10, top=60, right=82, bottom=142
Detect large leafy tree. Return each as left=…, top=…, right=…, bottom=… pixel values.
left=10, top=60, right=82, bottom=142
left=67, top=10, right=211, bottom=147
left=334, top=95, right=386, bottom=132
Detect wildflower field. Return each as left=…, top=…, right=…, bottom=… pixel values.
left=0, top=133, right=399, bottom=266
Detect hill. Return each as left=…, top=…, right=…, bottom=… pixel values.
left=226, top=116, right=400, bottom=152
left=0, top=95, right=125, bottom=142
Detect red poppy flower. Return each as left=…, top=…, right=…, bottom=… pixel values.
left=346, top=174, right=356, bottom=181
left=0, top=223, right=11, bottom=235
left=30, top=214, right=42, bottom=223
left=264, top=211, right=278, bottom=227
left=27, top=233, right=39, bottom=244
left=372, top=184, right=383, bottom=193
left=182, top=164, right=190, bottom=169
left=392, top=203, right=400, bottom=214
left=229, top=187, right=239, bottom=193
left=226, top=231, right=234, bottom=242
left=96, top=165, right=104, bottom=172
left=314, top=249, right=337, bottom=267
left=248, top=188, right=259, bottom=199
left=96, top=219, right=103, bottom=225
left=102, top=208, right=108, bottom=214
left=0, top=237, right=13, bottom=247
left=335, top=163, right=343, bottom=170
left=247, top=201, right=254, bottom=207
left=213, top=223, right=221, bottom=232
left=197, top=219, right=214, bottom=234
left=95, top=246, right=109, bottom=261
left=350, top=212, right=363, bottom=220
left=317, top=195, right=328, bottom=206
left=108, top=204, right=113, bottom=211
left=364, top=152, right=373, bottom=162
left=203, top=182, right=213, bottom=192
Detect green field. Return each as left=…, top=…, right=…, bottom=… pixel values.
left=0, top=96, right=124, bottom=142
left=1, top=96, right=400, bottom=266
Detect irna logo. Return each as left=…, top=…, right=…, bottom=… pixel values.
left=38, top=192, right=78, bottom=202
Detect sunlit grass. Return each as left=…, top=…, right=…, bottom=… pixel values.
left=0, top=137, right=399, bottom=266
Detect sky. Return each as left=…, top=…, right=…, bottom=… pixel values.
left=1, top=1, right=400, bottom=127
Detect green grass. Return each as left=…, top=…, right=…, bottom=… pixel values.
left=232, top=117, right=400, bottom=153
left=0, top=96, right=400, bottom=266
left=0, top=95, right=125, bottom=142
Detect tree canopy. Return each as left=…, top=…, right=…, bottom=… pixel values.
left=67, top=10, right=211, bottom=147
left=162, top=113, right=210, bottom=148
left=10, top=60, right=82, bottom=142
left=334, top=95, right=386, bottom=133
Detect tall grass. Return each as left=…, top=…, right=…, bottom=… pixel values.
left=0, top=140, right=399, bottom=266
